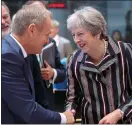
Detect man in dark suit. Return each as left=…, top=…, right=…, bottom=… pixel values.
left=1, top=3, right=74, bottom=124
left=29, top=54, right=50, bottom=109
left=2, top=0, right=50, bottom=110
left=40, top=38, right=66, bottom=110
left=24, top=0, right=66, bottom=111
left=49, top=19, right=73, bottom=59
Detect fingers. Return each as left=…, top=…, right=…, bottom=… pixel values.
left=44, top=60, right=50, bottom=67
left=41, top=74, right=51, bottom=80
left=63, top=111, right=75, bottom=124
left=71, top=109, right=76, bottom=116
left=41, top=71, right=49, bottom=75
left=99, top=119, right=105, bottom=124
left=41, top=68, right=49, bottom=77
left=41, top=65, right=54, bottom=80
left=99, top=120, right=110, bottom=124
left=41, top=66, right=51, bottom=73
left=41, top=68, right=47, bottom=72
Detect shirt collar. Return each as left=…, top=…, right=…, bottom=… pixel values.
left=10, top=34, right=27, bottom=58
left=53, top=34, right=59, bottom=46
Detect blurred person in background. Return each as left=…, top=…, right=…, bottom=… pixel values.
left=50, top=19, right=73, bottom=59
left=111, top=30, right=124, bottom=42
left=125, top=10, right=132, bottom=44
left=2, top=1, right=11, bottom=39
left=65, top=6, right=132, bottom=124
left=2, top=3, right=74, bottom=124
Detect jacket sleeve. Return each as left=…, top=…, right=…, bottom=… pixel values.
left=1, top=53, right=61, bottom=124
left=53, top=40, right=66, bottom=83
left=119, top=43, right=132, bottom=123
left=65, top=52, right=82, bottom=112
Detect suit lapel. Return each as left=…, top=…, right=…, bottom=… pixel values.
left=5, top=34, right=35, bottom=97
left=4, top=34, right=23, bottom=57
left=24, top=56, right=35, bottom=97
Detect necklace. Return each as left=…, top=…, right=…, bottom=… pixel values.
left=102, top=39, right=108, bottom=59
left=96, top=39, right=108, bottom=66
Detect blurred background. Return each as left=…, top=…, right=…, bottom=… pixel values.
left=3, top=0, right=132, bottom=49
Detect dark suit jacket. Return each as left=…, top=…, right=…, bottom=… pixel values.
left=1, top=34, right=61, bottom=124
left=29, top=54, right=50, bottom=109
left=43, top=38, right=66, bottom=110
left=48, top=38, right=66, bottom=83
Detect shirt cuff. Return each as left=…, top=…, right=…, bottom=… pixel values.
left=59, top=113, right=67, bottom=124
left=49, top=69, right=57, bottom=84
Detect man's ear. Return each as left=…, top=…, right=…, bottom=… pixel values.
left=28, top=23, right=36, bottom=37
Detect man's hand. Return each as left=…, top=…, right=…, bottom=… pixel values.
left=41, top=60, right=54, bottom=80
left=99, top=109, right=123, bottom=124
left=71, top=109, right=76, bottom=116
left=63, top=111, right=75, bottom=124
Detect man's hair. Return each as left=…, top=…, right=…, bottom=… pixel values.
left=24, top=0, right=48, bottom=8
left=2, top=1, right=10, bottom=13
left=51, top=20, right=59, bottom=28
left=11, top=4, right=51, bottom=35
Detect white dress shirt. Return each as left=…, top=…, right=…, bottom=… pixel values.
left=10, top=34, right=27, bottom=58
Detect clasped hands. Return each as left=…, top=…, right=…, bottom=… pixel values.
left=41, top=61, right=75, bottom=124
left=63, top=109, right=76, bottom=124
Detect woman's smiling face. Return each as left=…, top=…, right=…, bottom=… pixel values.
left=71, top=27, right=99, bottom=54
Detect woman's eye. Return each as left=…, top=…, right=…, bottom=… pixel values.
left=78, top=33, right=83, bottom=36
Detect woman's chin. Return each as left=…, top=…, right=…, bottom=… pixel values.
left=82, top=49, right=88, bottom=53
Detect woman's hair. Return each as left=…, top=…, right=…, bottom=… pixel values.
left=125, top=10, right=132, bottom=42
left=67, top=6, right=107, bottom=40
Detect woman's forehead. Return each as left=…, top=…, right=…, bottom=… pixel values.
left=71, top=27, right=87, bottom=33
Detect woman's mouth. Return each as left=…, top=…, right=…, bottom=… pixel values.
left=79, top=44, right=85, bottom=48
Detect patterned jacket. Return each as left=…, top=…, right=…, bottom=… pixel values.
left=66, top=37, right=132, bottom=124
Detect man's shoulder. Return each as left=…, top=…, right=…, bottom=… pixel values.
left=2, top=39, right=12, bottom=54
left=2, top=39, right=24, bottom=65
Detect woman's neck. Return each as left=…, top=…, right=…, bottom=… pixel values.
left=89, top=39, right=107, bottom=65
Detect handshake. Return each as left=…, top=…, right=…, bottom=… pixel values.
left=63, top=109, right=76, bottom=124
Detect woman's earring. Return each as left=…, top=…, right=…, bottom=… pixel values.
left=97, top=35, right=100, bottom=39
